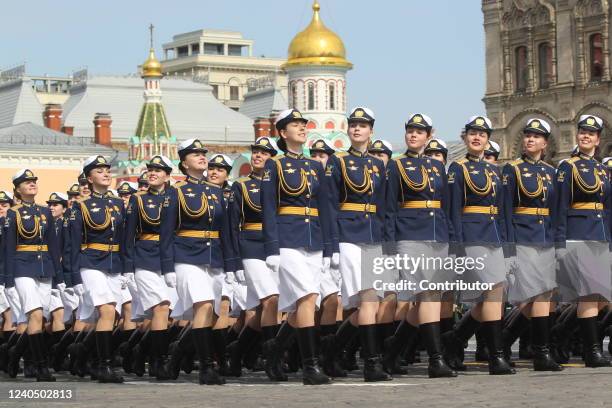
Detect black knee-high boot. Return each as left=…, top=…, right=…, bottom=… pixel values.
left=96, top=331, right=123, bottom=383
left=320, top=320, right=352, bottom=378
left=0, top=330, right=18, bottom=372
left=482, top=320, right=515, bottom=375
left=120, top=327, right=144, bottom=373
left=78, top=329, right=96, bottom=379
left=165, top=324, right=191, bottom=379
left=7, top=332, right=29, bottom=378
left=150, top=329, right=171, bottom=380
left=502, top=310, right=530, bottom=365
left=212, top=328, right=229, bottom=376
left=51, top=329, right=73, bottom=372
left=228, top=325, right=261, bottom=377
left=297, top=326, right=330, bottom=385
left=579, top=317, right=611, bottom=367
left=550, top=304, right=578, bottom=363
left=192, top=327, right=225, bottom=385
left=360, top=324, right=391, bottom=382
left=382, top=320, right=418, bottom=374
left=474, top=328, right=489, bottom=362
left=420, top=322, right=457, bottom=378
left=531, top=316, right=563, bottom=371
left=132, top=329, right=151, bottom=377
left=263, top=321, right=294, bottom=381
left=334, top=318, right=359, bottom=372
left=29, top=332, right=55, bottom=382
left=442, top=311, right=481, bottom=371
left=67, top=330, right=85, bottom=375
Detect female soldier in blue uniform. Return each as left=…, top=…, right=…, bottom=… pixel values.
left=4, top=169, right=63, bottom=381
left=0, top=191, right=15, bottom=355
left=442, top=116, right=515, bottom=375
left=502, top=118, right=562, bottom=372
left=383, top=114, right=457, bottom=379
left=228, top=137, right=282, bottom=378
left=325, top=107, right=391, bottom=382
left=555, top=114, right=611, bottom=367
left=69, top=155, right=127, bottom=383
left=124, top=155, right=174, bottom=380
left=260, top=109, right=333, bottom=385
left=160, top=139, right=236, bottom=385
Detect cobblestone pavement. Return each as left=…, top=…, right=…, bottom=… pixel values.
left=0, top=351, right=610, bottom=408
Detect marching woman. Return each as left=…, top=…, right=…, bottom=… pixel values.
left=160, top=139, right=236, bottom=385
left=227, top=137, right=282, bottom=378
left=124, top=155, right=175, bottom=380
left=442, top=116, right=515, bottom=375
left=3, top=169, right=63, bottom=381
left=206, top=153, right=236, bottom=375
left=261, top=109, right=333, bottom=385
left=69, top=155, right=127, bottom=383
left=0, top=191, right=15, bottom=349
left=555, top=115, right=611, bottom=367
left=326, top=107, right=391, bottom=382
left=501, top=118, right=562, bottom=371
left=382, top=114, right=457, bottom=378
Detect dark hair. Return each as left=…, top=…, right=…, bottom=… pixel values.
left=276, top=136, right=288, bottom=153
left=178, top=161, right=187, bottom=176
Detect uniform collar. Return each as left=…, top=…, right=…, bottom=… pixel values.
left=186, top=175, right=207, bottom=184
left=404, top=149, right=420, bottom=158
left=284, top=151, right=303, bottom=160
left=91, top=191, right=112, bottom=199
left=249, top=172, right=263, bottom=180
left=148, top=187, right=165, bottom=196
left=521, top=154, right=541, bottom=165
left=577, top=152, right=595, bottom=161
left=21, top=200, right=34, bottom=207
left=466, top=153, right=483, bottom=162
left=348, top=146, right=367, bottom=157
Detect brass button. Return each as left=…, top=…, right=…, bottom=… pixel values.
left=109, top=238, right=113, bottom=242
left=206, top=242, right=211, bottom=246
left=368, top=192, right=372, bottom=196
left=597, top=214, right=602, bottom=218
left=306, top=194, right=311, bottom=198
left=365, top=214, right=369, bottom=218
left=429, top=212, right=434, bottom=216
left=538, top=220, right=543, bottom=224
left=490, top=216, right=495, bottom=220
left=305, top=219, right=310, bottom=223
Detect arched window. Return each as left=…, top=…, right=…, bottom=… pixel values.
left=325, top=120, right=335, bottom=129
left=291, top=83, right=298, bottom=109
left=515, top=46, right=528, bottom=92
left=306, top=120, right=317, bottom=129
left=538, top=42, right=553, bottom=89
left=590, top=33, right=603, bottom=81
left=328, top=83, right=335, bottom=110
left=307, top=82, right=315, bottom=110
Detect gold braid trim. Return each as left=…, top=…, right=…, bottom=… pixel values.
left=396, top=159, right=429, bottom=192
left=569, top=161, right=602, bottom=194
left=513, top=164, right=544, bottom=199
left=80, top=202, right=111, bottom=231
left=15, top=210, right=40, bottom=240
left=177, top=188, right=209, bottom=218
left=459, top=162, right=492, bottom=196
left=275, top=159, right=308, bottom=196
left=338, top=157, right=372, bottom=194
left=136, top=194, right=161, bottom=226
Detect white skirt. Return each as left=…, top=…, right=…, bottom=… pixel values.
left=278, top=248, right=322, bottom=313
left=169, top=287, right=183, bottom=319
left=135, top=268, right=173, bottom=312
left=80, top=268, right=124, bottom=316
left=230, top=281, right=248, bottom=317
left=14, top=277, right=52, bottom=318
left=243, top=258, right=280, bottom=310
left=320, top=263, right=340, bottom=299
left=60, top=289, right=80, bottom=323
left=175, top=263, right=223, bottom=318
left=5, top=286, right=26, bottom=324
left=48, top=289, right=64, bottom=314
left=339, top=243, right=384, bottom=309
left=0, top=288, right=9, bottom=315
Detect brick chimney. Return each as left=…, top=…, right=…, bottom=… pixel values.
left=61, top=126, right=74, bottom=136
left=93, top=113, right=112, bottom=146
left=43, top=104, right=63, bottom=131
left=269, top=112, right=280, bottom=137
left=253, top=117, right=272, bottom=139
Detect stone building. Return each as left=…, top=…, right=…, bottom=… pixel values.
left=482, top=0, right=612, bottom=162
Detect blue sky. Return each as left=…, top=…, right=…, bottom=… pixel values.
left=2, top=0, right=485, bottom=147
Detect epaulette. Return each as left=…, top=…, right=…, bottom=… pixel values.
left=77, top=196, right=91, bottom=203
left=135, top=190, right=147, bottom=196
left=172, top=181, right=187, bottom=189
left=236, top=176, right=250, bottom=184
left=334, top=151, right=349, bottom=158
left=271, top=154, right=285, bottom=163
left=509, top=158, right=524, bottom=167
left=456, top=158, right=468, bottom=165
left=541, top=161, right=555, bottom=169
left=10, top=204, right=23, bottom=211
left=204, top=180, right=221, bottom=189
left=568, top=156, right=580, bottom=164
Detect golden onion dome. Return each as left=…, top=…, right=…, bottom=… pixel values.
left=285, top=1, right=352, bottom=69
left=141, top=48, right=163, bottom=78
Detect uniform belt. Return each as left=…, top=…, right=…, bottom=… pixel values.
left=339, top=203, right=377, bottom=213
left=139, top=233, right=160, bottom=241
left=241, top=223, right=262, bottom=231
left=571, top=202, right=604, bottom=210
left=16, top=245, right=48, bottom=252
left=277, top=206, right=319, bottom=217
left=513, top=207, right=549, bottom=216
left=463, top=205, right=499, bottom=215
left=176, top=229, right=220, bottom=239
left=81, top=243, right=120, bottom=252
left=400, top=200, right=441, bottom=209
